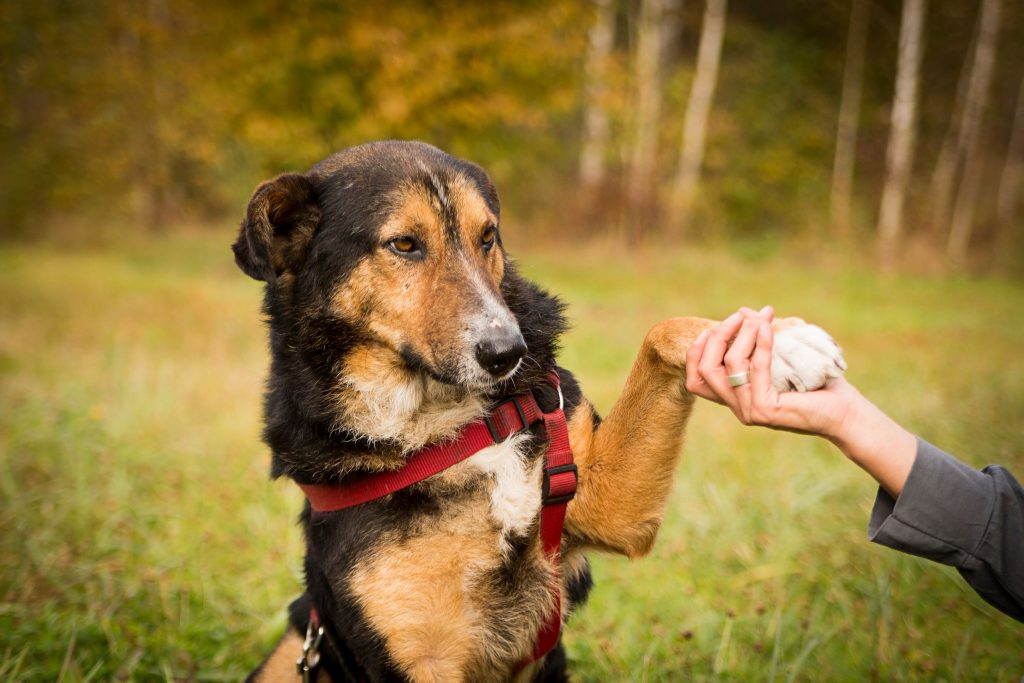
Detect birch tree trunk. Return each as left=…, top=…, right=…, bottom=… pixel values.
left=947, top=0, right=1002, bottom=266
left=877, top=0, right=926, bottom=267
left=829, top=0, right=870, bottom=238
left=670, top=0, right=727, bottom=232
left=579, top=0, right=616, bottom=196
left=927, top=10, right=979, bottom=238
left=995, top=74, right=1024, bottom=252
left=626, top=0, right=665, bottom=227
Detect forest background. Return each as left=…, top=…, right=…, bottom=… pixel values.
left=3, top=0, right=1024, bottom=269
left=3, top=0, right=1024, bottom=680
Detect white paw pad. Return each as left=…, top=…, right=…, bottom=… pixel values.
left=771, top=324, right=847, bottom=393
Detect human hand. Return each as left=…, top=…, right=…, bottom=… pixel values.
left=685, top=307, right=918, bottom=496
left=685, top=307, right=859, bottom=440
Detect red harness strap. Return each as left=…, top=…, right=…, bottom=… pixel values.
left=530, top=401, right=577, bottom=662
left=296, top=371, right=577, bottom=667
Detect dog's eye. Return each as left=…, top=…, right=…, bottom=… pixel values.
left=387, top=236, right=422, bottom=257
left=481, top=225, right=497, bottom=252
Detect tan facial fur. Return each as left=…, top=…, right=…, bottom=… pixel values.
left=331, top=177, right=506, bottom=377
left=326, top=174, right=523, bottom=449
left=331, top=342, right=487, bottom=452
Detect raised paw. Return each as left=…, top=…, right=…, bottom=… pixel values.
left=770, top=319, right=847, bottom=392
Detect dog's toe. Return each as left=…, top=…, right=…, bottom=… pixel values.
left=771, top=324, right=845, bottom=393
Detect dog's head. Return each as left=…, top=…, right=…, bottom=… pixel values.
left=233, top=141, right=529, bottom=401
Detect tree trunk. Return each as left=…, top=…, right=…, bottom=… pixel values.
left=927, top=10, right=979, bottom=238
left=579, top=0, right=616, bottom=196
left=670, top=0, right=727, bottom=232
left=626, top=0, right=666, bottom=230
left=135, top=0, right=172, bottom=231
left=829, top=0, right=870, bottom=238
left=995, top=73, right=1024, bottom=256
left=877, top=0, right=926, bottom=268
left=947, top=0, right=1002, bottom=267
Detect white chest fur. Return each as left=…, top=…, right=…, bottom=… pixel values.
left=465, top=433, right=543, bottom=550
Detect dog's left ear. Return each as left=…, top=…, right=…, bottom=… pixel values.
left=232, top=173, right=320, bottom=283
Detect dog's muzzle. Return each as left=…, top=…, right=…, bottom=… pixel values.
left=474, top=329, right=527, bottom=378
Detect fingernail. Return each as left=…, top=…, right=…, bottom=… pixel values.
left=725, top=312, right=741, bottom=324
left=759, top=305, right=771, bottom=315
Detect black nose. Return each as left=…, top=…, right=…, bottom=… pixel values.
left=474, top=334, right=527, bottom=378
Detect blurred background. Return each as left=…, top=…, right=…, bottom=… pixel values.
left=3, top=0, right=1024, bottom=268
left=2, top=0, right=1024, bottom=680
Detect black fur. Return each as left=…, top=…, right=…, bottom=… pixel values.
left=236, top=141, right=592, bottom=681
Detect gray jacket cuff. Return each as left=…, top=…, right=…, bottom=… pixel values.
left=868, top=438, right=995, bottom=566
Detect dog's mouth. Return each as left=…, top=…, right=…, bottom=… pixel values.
left=398, top=341, right=526, bottom=391
left=460, top=355, right=525, bottom=390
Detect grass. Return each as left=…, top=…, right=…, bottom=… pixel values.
left=1, top=229, right=1023, bottom=681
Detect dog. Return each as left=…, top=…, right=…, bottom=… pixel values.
left=234, top=141, right=846, bottom=682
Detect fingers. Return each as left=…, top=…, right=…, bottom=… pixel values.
left=745, top=320, right=781, bottom=425
left=739, top=305, right=774, bottom=324
left=690, top=307, right=771, bottom=423
left=685, top=307, right=777, bottom=423
left=684, top=328, right=721, bottom=403
left=723, top=311, right=774, bottom=422
left=696, top=312, right=745, bottom=406
left=685, top=307, right=851, bottom=436
left=724, top=314, right=762, bottom=376
left=749, top=320, right=775, bottom=396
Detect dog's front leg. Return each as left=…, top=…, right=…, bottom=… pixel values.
left=564, top=316, right=714, bottom=558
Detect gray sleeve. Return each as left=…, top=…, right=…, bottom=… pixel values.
left=868, top=439, right=1024, bottom=622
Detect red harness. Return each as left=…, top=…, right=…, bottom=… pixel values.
left=297, top=370, right=578, bottom=669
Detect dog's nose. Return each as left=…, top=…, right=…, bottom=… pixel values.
left=475, top=333, right=527, bottom=378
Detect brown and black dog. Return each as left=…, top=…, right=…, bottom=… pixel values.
left=234, top=141, right=845, bottom=682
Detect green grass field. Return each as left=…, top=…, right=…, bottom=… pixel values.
left=2, top=230, right=1023, bottom=681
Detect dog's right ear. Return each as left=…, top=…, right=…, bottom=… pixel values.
left=232, top=173, right=320, bottom=283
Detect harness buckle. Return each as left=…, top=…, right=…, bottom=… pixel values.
left=484, top=396, right=529, bottom=443
left=296, top=617, right=325, bottom=683
left=542, top=463, right=578, bottom=505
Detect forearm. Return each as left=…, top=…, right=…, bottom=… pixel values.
left=825, top=387, right=917, bottom=497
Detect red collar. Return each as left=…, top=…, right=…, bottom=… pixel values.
left=298, top=377, right=554, bottom=511
left=296, top=369, right=577, bottom=667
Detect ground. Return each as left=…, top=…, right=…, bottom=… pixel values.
left=1, top=229, right=1022, bottom=681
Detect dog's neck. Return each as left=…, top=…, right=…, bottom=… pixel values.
left=331, top=366, right=489, bottom=454
left=265, top=372, right=487, bottom=483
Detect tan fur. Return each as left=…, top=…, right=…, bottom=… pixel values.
left=329, top=181, right=503, bottom=376
left=332, top=342, right=486, bottom=453
left=446, top=173, right=506, bottom=285
left=348, top=491, right=551, bottom=683
left=562, top=315, right=842, bottom=557
left=565, top=316, right=715, bottom=557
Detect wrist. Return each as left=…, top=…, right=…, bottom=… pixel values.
left=823, top=387, right=917, bottom=496
left=818, top=380, right=868, bottom=447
